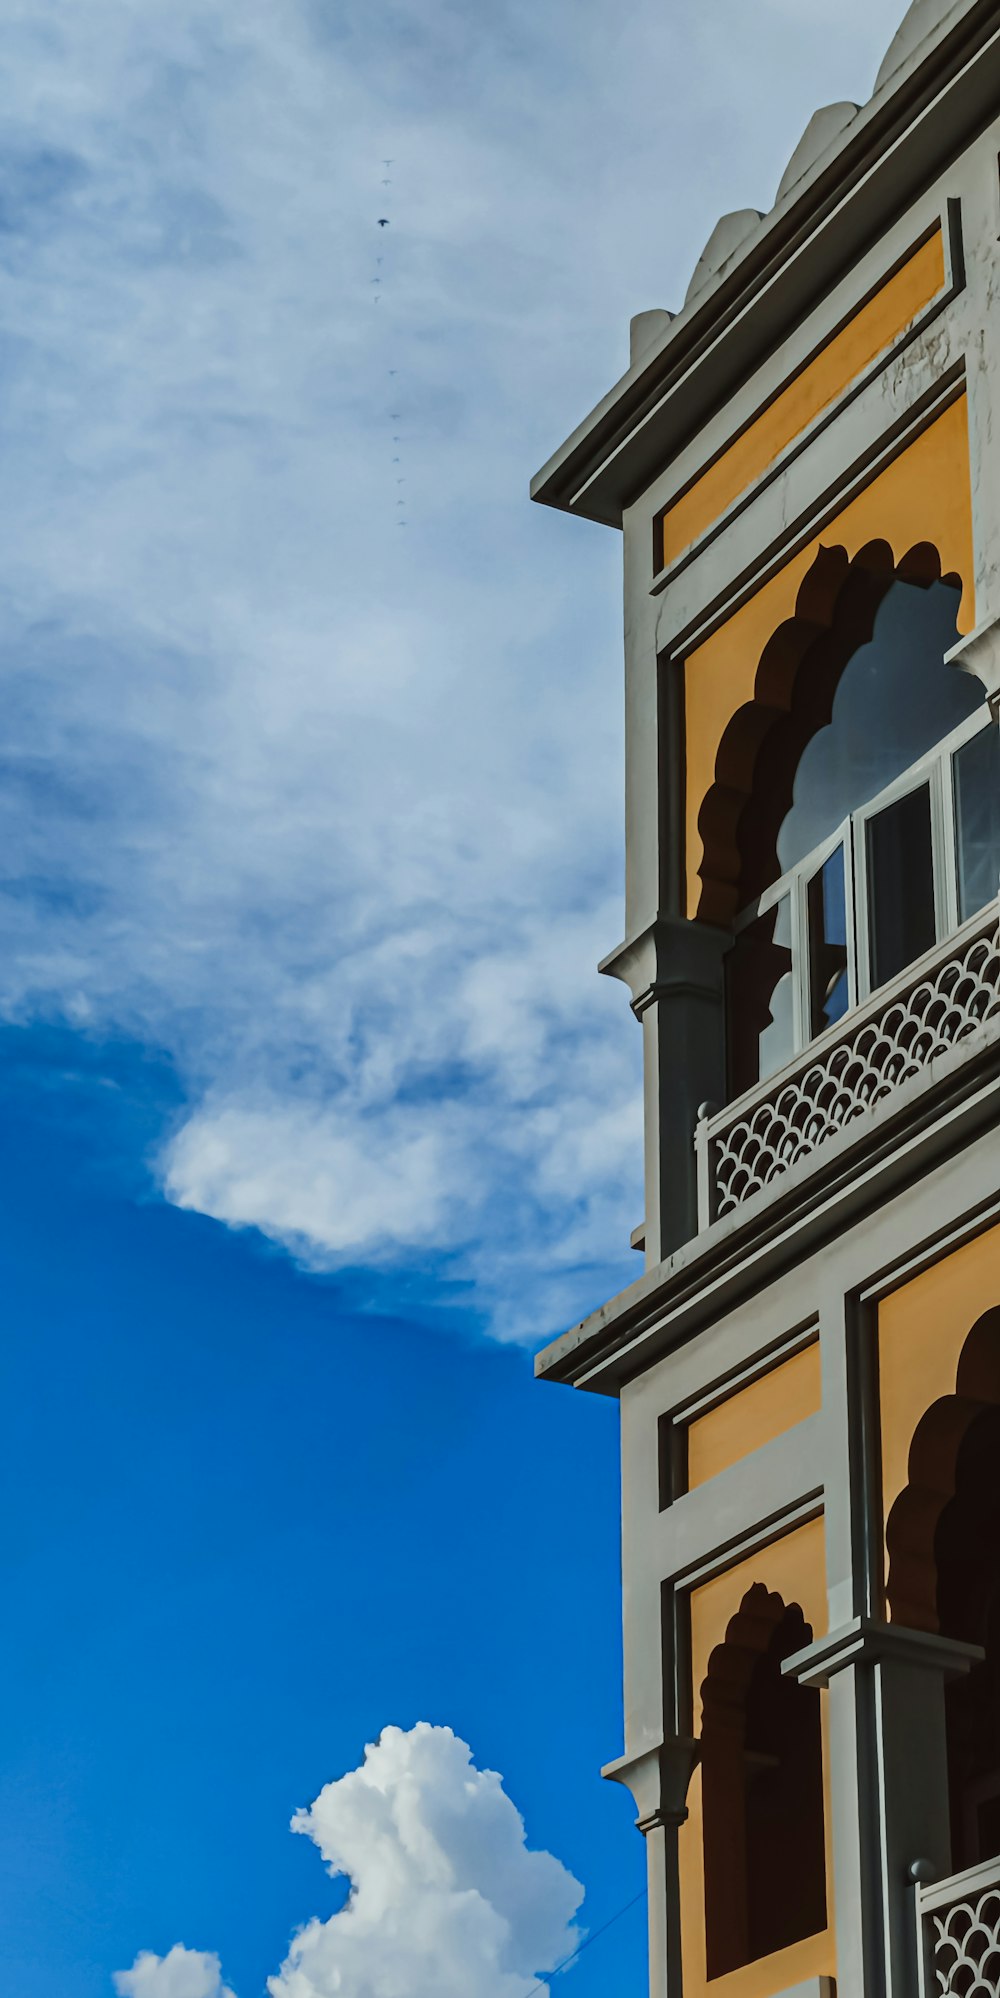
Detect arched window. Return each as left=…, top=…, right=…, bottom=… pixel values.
left=727, top=574, right=1000, bottom=1097
left=700, top=1584, right=827, bottom=1977
left=885, top=1308, right=1000, bottom=1870
left=938, top=1404, right=1000, bottom=1868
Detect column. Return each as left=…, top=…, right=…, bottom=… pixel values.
left=786, top=1621, right=983, bottom=1998
left=603, top=1738, right=700, bottom=1998
left=601, top=917, right=728, bottom=1262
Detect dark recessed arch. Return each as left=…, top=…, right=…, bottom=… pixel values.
left=700, top=1582, right=827, bottom=1977
left=885, top=1306, right=1000, bottom=1635
left=694, top=538, right=970, bottom=927
left=885, top=1307, right=1000, bottom=1868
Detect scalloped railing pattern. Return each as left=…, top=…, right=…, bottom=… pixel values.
left=923, top=1873, right=1000, bottom=1994
left=703, top=905, right=1000, bottom=1224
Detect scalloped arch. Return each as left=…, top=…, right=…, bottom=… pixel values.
left=694, top=536, right=969, bottom=926
left=885, top=1308, right=1000, bottom=1632
left=701, top=1583, right=796, bottom=1710
left=683, top=395, right=975, bottom=921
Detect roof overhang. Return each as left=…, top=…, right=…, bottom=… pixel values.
left=530, top=0, right=1000, bottom=530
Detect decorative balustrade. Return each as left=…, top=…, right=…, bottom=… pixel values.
left=917, top=1857, right=1000, bottom=1995
left=696, top=902, right=1000, bottom=1229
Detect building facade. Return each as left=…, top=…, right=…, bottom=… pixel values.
left=532, top=5, right=1000, bottom=1996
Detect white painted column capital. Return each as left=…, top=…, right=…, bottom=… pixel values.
left=604, top=1738, right=700, bottom=1998
left=787, top=1619, right=982, bottom=1997
left=602, top=1735, right=701, bottom=1831
left=784, top=1616, right=984, bottom=1687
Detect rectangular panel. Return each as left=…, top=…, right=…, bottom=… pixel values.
left=662, top=229, right=945, bottom=571
left=686, top=1341, right=822, bottom=1491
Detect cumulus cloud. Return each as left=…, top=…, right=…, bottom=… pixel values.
left=114, top=1725, right=584, bottom=1998
left=0, top=0, right=907, bottom=1336
left=113, top=1946, right=236, bottom=1998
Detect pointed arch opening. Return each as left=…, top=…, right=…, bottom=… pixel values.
left=699, top=1582, right=827, bottom=1977
left=886, top=1307, right=1000, bottom=1869
left=703, top=539, right=999, bottom=1099
left=697, top=539, right=977, bottom=928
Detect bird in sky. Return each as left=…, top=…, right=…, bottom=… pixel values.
left=378, top=218, right=390, bottom=228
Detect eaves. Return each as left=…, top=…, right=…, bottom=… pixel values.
left=530, top=0, right=1000, bottom=529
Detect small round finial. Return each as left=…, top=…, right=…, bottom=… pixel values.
left=909, top=1857, right=937, bottom=1885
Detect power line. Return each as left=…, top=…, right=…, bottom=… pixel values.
left=522, top=1887, right=647, bottom=1998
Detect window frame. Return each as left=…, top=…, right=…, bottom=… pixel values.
left=733, top=703, right=998, bottom=1075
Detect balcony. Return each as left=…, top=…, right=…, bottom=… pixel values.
left=916, top=1856, right=1000, bottom=1995
left=696, top=899, right=1000, bottom=1232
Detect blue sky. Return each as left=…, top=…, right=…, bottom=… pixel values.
left=0, top=2, right=909, bottom=1993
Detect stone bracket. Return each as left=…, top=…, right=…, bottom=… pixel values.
left=599, top=916, right=728, bottom=1021
left=602, top=1736, right=701, bottom=1832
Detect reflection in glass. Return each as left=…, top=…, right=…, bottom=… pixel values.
left=777, top=579, right=978, bottom=873
left=807, top=846, right=849, bottom=1035
left=866, top=781, right=936, bottom=990
left=726, top=897, right=794, bottom=1098
left=954, top=724, right=1000, bottom=922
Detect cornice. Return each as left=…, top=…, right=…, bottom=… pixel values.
left=535, top=1042, right=1000, bottom=1396
left=530, top=0, right=1000, bottom=529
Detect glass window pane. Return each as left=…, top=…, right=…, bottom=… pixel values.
left=866, top=782, right=936, bottom=990
left=726, top=896, right=794, bottom=1098
left=807, top=845, right=849, bottom=1036
left=954, top=724, right=1000, bottom=922
left=777, top=578, right=980, bottom=873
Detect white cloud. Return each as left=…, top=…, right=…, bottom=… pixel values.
left=114, top=1725, right=584, bottom=1998
left=164, top=1096, right=466, bottom=1258
left=0, top=0, right=908, bottom=1337
left=271, top=1724, right=583, bottom=1998
left=113, top=1946, right=236, bottom=1998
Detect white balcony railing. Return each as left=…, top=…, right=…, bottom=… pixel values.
left=696, top=901, right=1000, bottom=1231
left=916, top=1856, right=1000, bottom=1994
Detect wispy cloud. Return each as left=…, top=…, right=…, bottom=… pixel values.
left=113, top=1724, right=584, bottom=1998
left=0, top=0, right=907, bottom=1334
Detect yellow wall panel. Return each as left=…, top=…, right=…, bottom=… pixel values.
left=687, top=1341, right=821, bottom=1489
left=684, top=395, right=975, bottom=917
left=679, top=1518, right=834, bottom=1998
left=878, top=1219, right=1000, bottom=1576
left=663, top=230, right=946, bottom=568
